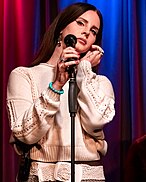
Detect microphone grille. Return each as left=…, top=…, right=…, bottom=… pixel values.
left=64, top=34, right=77, bottom=48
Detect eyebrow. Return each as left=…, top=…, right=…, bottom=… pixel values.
left=77, top=16, right=99, bottom=30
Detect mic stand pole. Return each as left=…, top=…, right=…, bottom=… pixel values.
left=68, top=66, right=77, bottom=182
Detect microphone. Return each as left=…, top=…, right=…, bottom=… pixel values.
left=64, top=35, right=78, bottom=115
left=64, top=34, right=77, bottom=77
left=64, top=34, right=77, bottom=48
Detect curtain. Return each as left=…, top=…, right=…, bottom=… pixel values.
left=1, top=0, right=146, bottom=181
left=1, top=1, right=58, bottom=181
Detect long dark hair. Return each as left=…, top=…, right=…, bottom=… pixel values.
left=31, top=2, right=103, bottom=66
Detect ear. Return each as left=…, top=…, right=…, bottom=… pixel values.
left=60, top=32, right=63, bottom=40
left=57, top=33, right=62, bottom=47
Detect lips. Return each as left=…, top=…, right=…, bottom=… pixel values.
left=77, top=38, right=87, bottom=45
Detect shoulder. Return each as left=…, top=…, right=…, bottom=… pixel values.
left=9, top=66, right=32, bottom=82
left=10, top=66, right=30, bottom=75
left=7, top=67, right=33, bottom=92
left=9, top=64, right=46, bottom=78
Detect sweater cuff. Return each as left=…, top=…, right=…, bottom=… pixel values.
left=47, top=88, right=60, bottom=101
left=42, top=88, right=60, bottom=102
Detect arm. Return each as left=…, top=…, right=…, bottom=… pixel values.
left=7, top=67, right=60, bottom=144
left=76, top=60, right=115, bottom=136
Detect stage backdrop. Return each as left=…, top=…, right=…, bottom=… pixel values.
left=1, top=0, right=146, bottom=182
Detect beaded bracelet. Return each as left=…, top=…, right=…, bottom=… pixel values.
left=48, top=82, right=64, bottom=95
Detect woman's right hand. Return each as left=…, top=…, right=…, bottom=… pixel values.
left=53, top=47, right=80, bottom=90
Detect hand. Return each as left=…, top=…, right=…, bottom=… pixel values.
left=80, top=45, right=104, bottom=67
left=53, top=47, right=80, bottom=90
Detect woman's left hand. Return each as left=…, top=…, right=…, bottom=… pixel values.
left=80, top=45, right=104, bottom=67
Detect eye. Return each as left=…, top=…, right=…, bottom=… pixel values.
left=76, top=20, right=84, bottom=26
left=91, top=29, right=98, bottom=36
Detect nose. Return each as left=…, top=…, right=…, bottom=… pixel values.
left=81, top=28, right=90, bottom=38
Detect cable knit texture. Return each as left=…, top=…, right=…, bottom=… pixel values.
left=7, top=61, right=115, bottom=163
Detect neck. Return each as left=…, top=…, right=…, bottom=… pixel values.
left=46, top=45, right=62, bottom=66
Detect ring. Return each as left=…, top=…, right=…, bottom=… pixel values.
left=87, top=52, right=93, bottom=58
left=60, top=57, right=66, bottom=63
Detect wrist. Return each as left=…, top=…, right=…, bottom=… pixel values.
left=48, top=82, right=64, bottom=95
left=53, top=80, right=65, bottom=90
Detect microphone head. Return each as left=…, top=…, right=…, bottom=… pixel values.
left=64, top=34, right=77, bottom=48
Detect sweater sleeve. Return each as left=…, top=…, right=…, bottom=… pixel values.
left=76, top=60, right=115, bottom=136
left=6, top=67, right=60, bottom=144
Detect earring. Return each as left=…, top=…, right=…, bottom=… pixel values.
left=57, top=36, right=61, bottom=47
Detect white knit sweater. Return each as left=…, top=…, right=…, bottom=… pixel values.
left=7, top=60, right=115, bottom=163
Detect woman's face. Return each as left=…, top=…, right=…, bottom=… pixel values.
left=61, top=10, right=100, bottom=53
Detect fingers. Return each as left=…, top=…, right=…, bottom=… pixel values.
left=56, top=50, right=80, bottom=86
left=59, top=58, right=80, bottom=72
left=60, top=57, right=66, bottom=63
left=86, top=50, right=103, bottom=60
left=91, top=45, right=104, bottom=54
left=85, top=45, right=104, bottom=60
left=80, top=45, right=104, bottom=67
left=60, top=47, right=80, bottom=63
left=59, top=47, right=80, bottom=72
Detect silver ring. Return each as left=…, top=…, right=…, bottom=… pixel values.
left=87, top=52, right=93, bottom=58
left=60, top=57, right=66, bottom=63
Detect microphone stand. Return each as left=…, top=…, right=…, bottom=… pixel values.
left=64, top=34, right=77, bottom=182
left=68, top=65, right=77, bottom=182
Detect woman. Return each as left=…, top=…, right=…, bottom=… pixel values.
left=7, top=2, right=115, bottom=182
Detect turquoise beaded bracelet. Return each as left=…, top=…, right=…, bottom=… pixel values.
left=49, top=82, right=64, bottom=95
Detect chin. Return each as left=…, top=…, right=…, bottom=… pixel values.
left=76, top=44, right=89, bottom=53
left=76, top=48, right=89, bottom=54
